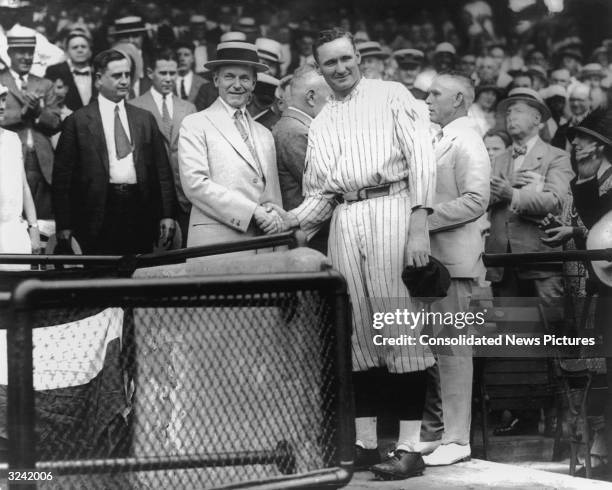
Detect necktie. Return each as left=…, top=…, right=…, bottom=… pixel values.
left=114, top=105, right=132, bottom=159
left=72, top=69, right=90, bottom=76
left=180, top=78, right=188, bottom=99
left=512, top=144, right=527, bottom=159
left=161, top=94, right=172, bottom=140
left=234, top=110, right=262, bottom=174
left=20, top=75, right=34, bottom=149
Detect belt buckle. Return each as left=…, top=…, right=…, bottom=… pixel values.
left=363, top=184, right=390, bottom=201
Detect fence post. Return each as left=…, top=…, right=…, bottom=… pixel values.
left=8, top=286, right=36, bottom=490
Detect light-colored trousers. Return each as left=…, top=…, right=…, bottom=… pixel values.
left=421, top=279, right=474, bottom=444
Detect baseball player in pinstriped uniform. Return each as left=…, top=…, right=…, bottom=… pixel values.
left=272, top=28, right=437, bottom=479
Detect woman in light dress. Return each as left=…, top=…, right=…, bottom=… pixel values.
left=0, top=84, right=40, bottom=271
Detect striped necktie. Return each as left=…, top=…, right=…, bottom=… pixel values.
left=180, top=78, right=188, bottom=99
left=161, top=94, right=172, bottom=140
left=234, top=110, right=262, bottom=175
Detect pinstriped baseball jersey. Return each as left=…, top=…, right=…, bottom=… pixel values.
left=291, top=77, right=436, bottom=238
left=289, top=76, right=437, bottom=373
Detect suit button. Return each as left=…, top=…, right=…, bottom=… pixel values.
left=252, top=178, right=258, bottom=184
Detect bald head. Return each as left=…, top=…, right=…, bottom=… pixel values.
left=288, top=65, right=332, bottom=118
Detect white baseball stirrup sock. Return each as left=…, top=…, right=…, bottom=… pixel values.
left=396, top=420, right=422, bottom=452
left=355, top=417, right=377, bottom=449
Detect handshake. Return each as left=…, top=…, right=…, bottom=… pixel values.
left=253, top=203, right=299, bottom=234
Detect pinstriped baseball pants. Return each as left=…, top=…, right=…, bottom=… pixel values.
left=328, top=190, right=435, bottom=373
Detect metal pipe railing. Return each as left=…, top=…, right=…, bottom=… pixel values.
left=482, top=248, right=612, bottom=266
left=0, top=230, right=308, bottom=268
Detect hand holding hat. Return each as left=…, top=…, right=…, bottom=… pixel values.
left=402, top=256, right=451, bottom=303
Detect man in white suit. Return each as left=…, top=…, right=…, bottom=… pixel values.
left=178, top=41, right=282, bottom=247
left=130, top=48, right=196, bottom=246
left=417, top=72, right=490, bottom=465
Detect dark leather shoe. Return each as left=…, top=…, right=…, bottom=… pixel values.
left=354, top=445, right=380, bottom=471
left=370, top=450, right=425, bottom=480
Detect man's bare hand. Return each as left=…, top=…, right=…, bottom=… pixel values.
left=263, top=203, right=300, bottom=232
left=254, top=205, right=283, bottom=234
left=404, top=208, right=430, bottom=268
left=491, top=176, right=513, bottom=202
left=158, top=218, right=176, bottom=248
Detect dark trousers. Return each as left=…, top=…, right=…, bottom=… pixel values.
left=83, top=185, right=153, bottom=255
left=24, top=150, right=53, bottom=220
left=596, top=285, right=612, bottom=472
left=353, top=368, right=427, bottom=421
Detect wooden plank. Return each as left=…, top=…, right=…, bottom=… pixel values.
left=485, top=360, right=549, bottom=373
left=484, top=372, right=551, bottom=385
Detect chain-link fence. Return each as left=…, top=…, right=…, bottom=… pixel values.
left=0, top=232, right=353, bottom=490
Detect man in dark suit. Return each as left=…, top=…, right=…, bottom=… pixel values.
left=130, top=48, right=196, bottom=246
left=53, top=49, right=176, bottom=255
left=45, top=31, right=96, bottom=111
left=272, top=65, right=330, bottom=253
left=175, top=41, right=208, bottom=104
left=0, top=26, right=61, bottom=220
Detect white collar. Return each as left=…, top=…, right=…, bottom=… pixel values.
left=598, top=160, right=612, bottom=180
left=9, top=68, right=27, bottom=82
left=513, top=134, right=539, bottom=152
left=150, top=86, right=171, bottom=102
left=218, top=96, right=247, bottom=118
left=98, top=93, right=126, bottom=111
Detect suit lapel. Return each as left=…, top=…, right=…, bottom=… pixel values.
left=204, top=99, right=259, bottom=172
left=284, top=107, right=311, bottom=128
left=170, top=95, right=185, bottom=146
left=139, top=91, right=168, bottom=145
left=494, top=149, right=513, bottom=180
left=1, top=71, right=26, bottom=105
left=434, top=134, right=455, bottom=162
left=86, top=101, right=110, bottom=176
left=520, top=138, right=546, bottom=171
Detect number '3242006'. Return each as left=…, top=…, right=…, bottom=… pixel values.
left=8, top=471, right=53, bottom=481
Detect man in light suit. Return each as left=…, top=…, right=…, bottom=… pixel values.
left=421, top=72, right=489, bottom=465
left=53, top=49, right=176, bottom=255
left=272, top=64, right=331, bottom=253
left=130, top=48, right=196, bottom=246
left=178, top=41, right=283, bottom=248
left=0, top=26, right=61, bottom=220
left=486, top=88, right=573, bottom=302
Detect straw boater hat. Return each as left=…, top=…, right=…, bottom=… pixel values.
left=113, top=16, right=147, bottom=36
left=255, top=38, right=283, bottom=65
left=578, top=63, right=606, bottom=81
left=236, top=17, right=258, bottom=33
left=434, top=42, right=456, bottom=58
left=6, top=25, right=37, bottom=48
left=497, top=87, right=551, bottom=121
left=357, top=41, right=389, bottom=60
left=220, top=31, right=247, bottom=43
left=190, top=14, right=207, bottom=25
left=204, top=42, right=269, bottom=72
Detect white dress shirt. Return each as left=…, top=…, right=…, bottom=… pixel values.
left=218, top=96, right=254, bottom=142
left=176, top=71, right=193, bottom=97
left=67, top=59, right=92, bottom=105
left=150, top=87, right=174, bottom=118
left=98, top=94, right=137, bottom=184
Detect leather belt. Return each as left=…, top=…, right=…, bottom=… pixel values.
left=108, top=183, right=138, bottom=193
left=336, top=183, right=394, bottom=204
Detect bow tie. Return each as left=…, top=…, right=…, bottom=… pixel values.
left=73, top=69, right=91, bottom=76
left=512, top=145, right=527, bottom=159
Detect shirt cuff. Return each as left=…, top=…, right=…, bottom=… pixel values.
left=509, top=189, right=520, bottom=213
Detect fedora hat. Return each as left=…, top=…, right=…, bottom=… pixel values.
left=497, top=87, right=551, bottom=121
left=205, top=41, right=269, bottom=72
left=567, top=108, right=612, bottom=148
left=255, top=37, right=282, bottom=64
left=357, top=41, right=389, bottom=60
left=393, top=48, right=425, bottom=68
left=113, top=16, right=147, bottom=36
left=401, top=256, right=451, bottom=303
left=587, top=210, right=612, bottom=287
